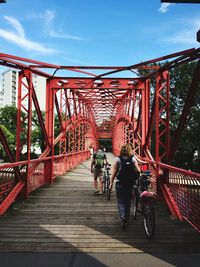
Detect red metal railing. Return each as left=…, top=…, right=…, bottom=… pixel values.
left=158, top=163, right=200, bottom=233
left=130, top=157, right=200, bottom=233
left=0, top=150, right=90, bottom=214
left=0, top=167, right=16, bottom=203
left=0, top=49, right=199, bottom=234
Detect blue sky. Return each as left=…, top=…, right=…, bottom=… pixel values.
left=0, top=0, right=199, bottom=70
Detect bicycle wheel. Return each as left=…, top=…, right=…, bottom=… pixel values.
left=143, top=206, right=155, bottom=239
left=132, top=190, right=138, bottom=220
left=106, top=177, right=111, bottom=200
left=102, top=174, right=106, bottom=194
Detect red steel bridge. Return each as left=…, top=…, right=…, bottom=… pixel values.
left=0, top=48, right=200, bottom=233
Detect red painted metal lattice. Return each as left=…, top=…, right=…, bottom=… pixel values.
left=0, top=48, right=199, bottom=232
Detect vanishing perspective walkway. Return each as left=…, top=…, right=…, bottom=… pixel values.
left=0, top=153, right=200, bottom=266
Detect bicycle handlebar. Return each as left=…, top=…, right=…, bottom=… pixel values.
left=134, top=170, right=152, bottom=192
left=104, top=163, right=111, bottom=168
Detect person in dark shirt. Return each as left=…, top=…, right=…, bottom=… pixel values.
left=110, top=144, right=140, bottom=229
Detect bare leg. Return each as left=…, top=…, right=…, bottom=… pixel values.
left=99, top=177, right=103, bottom=193
left=94, top=179, right=98, bottom=191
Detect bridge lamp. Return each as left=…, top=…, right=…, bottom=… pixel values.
left=197, top=29, right=200, bottom=42
left=161, top=1, right=200, bottom=3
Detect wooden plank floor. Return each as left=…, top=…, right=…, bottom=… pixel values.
left=0, top=153, right=199, bottom=253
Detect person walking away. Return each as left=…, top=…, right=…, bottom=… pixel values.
left=110, top=144, right=140, bottom=229
left=91, top=146, right=108, bottom=195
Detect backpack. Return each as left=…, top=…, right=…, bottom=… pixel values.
left=117, top=156, right=138, bottom=185
left=93, top=153, right=105, bottom=169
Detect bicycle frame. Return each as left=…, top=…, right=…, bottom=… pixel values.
left=133, top=172, right=156, bottom=239
left=102, top=164, right=111, bottom=200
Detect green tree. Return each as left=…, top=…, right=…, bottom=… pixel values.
left=0, top=105, right=19, bottom=160
left=31, top=110, right=46, bottom=154
left=169, top=62, right=200, bottom=171
left=31, top=110, right=61, bottom=155
left=0, top=124, right=15, bottom=160
left=138, top=61, right=200, bottom=171
left=0, top=105, right=18, bottom=135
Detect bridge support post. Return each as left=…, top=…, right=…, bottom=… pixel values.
left=141, top=80, right=150, bottom=154
left=44, top=80, right=55, bottom=183
left=16, top=70, right=33, bottom=199
left=25, top=70, right=33, bottom=198
left=155, top=71, right=170, bottom=198
left=155, top=71, right=170, bottom=163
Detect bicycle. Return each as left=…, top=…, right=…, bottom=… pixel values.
left=102, top=164, right=111, bottom=200
left=132, top=170, right=156, bottom=239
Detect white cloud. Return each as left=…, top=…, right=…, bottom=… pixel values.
left=188, top=18, right=200, bottom=29
left=43, top=9, right=84, bottom=40
left=48, top=30, right=84, bottom=41
left=62, top=56, right=94, bottom=65
left=5, top=16, right=25, bottom=38
left=161, top=18, right=200, bottom=46
left=44, top=9, right=55, bottom=25
left=166, top=30, right=198, bottom=45
left=158, top=3, right=174, bottom=13
left=0, top=16, right=56, bottom=54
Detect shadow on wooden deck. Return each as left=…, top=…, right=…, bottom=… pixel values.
left=0, top=153, right=199, bottom=266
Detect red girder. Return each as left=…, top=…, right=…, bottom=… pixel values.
left=50, top=77, right=142, bottom=90
left=0, top=49, right=200, bottom=233
left=0, top=127, right=22, bottom=182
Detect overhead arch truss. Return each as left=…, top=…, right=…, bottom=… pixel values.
left=0, top=48, right=200, bottom=233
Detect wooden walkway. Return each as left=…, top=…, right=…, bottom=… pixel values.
left=0, top=153, right=199, bottom=253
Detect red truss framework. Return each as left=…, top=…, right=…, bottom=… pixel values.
left=0, top=48, right=200, bottom=232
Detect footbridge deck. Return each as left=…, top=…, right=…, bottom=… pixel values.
left=0, top=153, right=199, bottom=254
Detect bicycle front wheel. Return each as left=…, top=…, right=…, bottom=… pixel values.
left=106, top=177, right=111, bottom=200
left=102, top=174, right=106, bottom=194
left=132, top=190, right=139, bottom=220
left=143, top=206, right=155, bottom=239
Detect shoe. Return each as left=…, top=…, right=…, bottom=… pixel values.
left=120, top=218, right=127, bottom=230
left=125, top=218, right=129, bottom=225
left=94, top=190, right=99, bottom=195
left=99, top=192, right=103, bottom=195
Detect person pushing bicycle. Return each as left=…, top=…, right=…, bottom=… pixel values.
left=110, top=144, right=140, bottom=229
left=91, top=145, right=108, bottom=195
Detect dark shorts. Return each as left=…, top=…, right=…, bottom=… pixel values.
left=93, top=168, right=103, bottom=180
